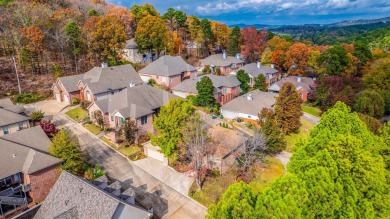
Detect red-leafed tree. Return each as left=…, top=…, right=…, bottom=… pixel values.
left=241, top=27, right=267, bottom=62
left=39, top=121, right=59, bottom=138
left=310, top=75, right=362, bottom=111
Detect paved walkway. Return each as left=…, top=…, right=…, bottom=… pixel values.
left=52, top=114, right=207, bottom=219
left=302, top=112, right=320, bottom=124
left=133, top=157, right=194, bottom=196
left=24, top=100, right=68, bottom=115
left=275, top=151, right=292, bottom=172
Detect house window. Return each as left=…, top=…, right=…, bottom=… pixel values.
left=162, top=77, right=166, bottom=83
left=111, top=91, right=114, bottom=95
left=121, top=117, right=125, bottom=124
left=2, top=127, right=9, bottom=135
left=231, top=64, right=236, bottom=68
left=248, top=115, right=251, bottom=119
left=18, top=123, right=24, bottom=130
left=223, top=88, right=227, bottom=94
left=141, top=115, right=148, bottom=125
left=170, top=78, right=173, bottom=83
left=111, top=115, right=114, bottom=121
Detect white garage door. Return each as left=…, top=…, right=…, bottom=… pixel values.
left=140, top=75, right=151, bottom=82
left=55, top=93, right=61, bottom=102
left=172, top=90, right=187, bottom=98
left=221, top=109, right=238, bottom=119
left=63, top=94, right=70, bottom=103
left=147, top=149, right=165, bottom=162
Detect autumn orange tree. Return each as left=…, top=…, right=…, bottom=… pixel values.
left=20, top=25, right=45, bottom=73
left=90, top=15, right=127, bottom=65
left=284, top=42, right=312, bottom=76
left=274, top=82, right=303, bottom=134
left=269, top=36, right=292, bottom=70
left=106, top=6, right=134, bottom=36
left=211, top=21, right=230, bottom=49
left=135, top=14, right=168, bottom=56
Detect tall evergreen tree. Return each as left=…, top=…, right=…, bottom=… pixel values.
left=236, top=70, right=250, bottom=94
left=227, top=26, right=241, bottom=55
left=196, top=76, right=216, bottom=107
left=274, top=82, right=303, bottom=134
left=207, top=182, right=256, bottom=219
left=254, top=74, right=267, bottom=91
left=259, top=108, right=286, bottom=153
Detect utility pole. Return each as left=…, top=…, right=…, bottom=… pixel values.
left=12, top=56, right=22, bottom=95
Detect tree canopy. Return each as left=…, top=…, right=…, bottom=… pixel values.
left=236, top=70, right=250, bottom=94
left=150, top=98, right=195, bottom=158
left=196, top=76, right=216, bottom=107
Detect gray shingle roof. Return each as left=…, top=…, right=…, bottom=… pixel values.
left=138, top=55, right=197, bottom=77
left=81, top=64, right=144, bottom=95
left=34, top=171, right=151, bottom=219
left=172, top=75, right=241, bottom=94
left=0, top=98, right=25, bottom=114
left=0, top=108, right=29, bottom=127
left=0, top=126, right=61, bottom=179
left=200, top=54, right=244, bottom=67
left=269, top=76, right=315, bottom=92
left=58, top=74, right=84, bottom=93
left=235, top=63, right=278, bottom=78
left=93, top=84, right=177, bottom=119
left=221, top=90, right=277, bottom=116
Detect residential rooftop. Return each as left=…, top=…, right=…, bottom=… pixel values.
left=0, top=126, right=61, bottom=179
left=138, top=55, right=197, bottom=77
left=200, top=54, right=244, bottom=67
left=34, top=171, right=151, bottom=219
left=268, top=76, right=315, bottom=92
left=91, top=84, right=177, bottom=118
left=172, top=74, right=241, bottom=94
left=221, top=90, right=277, bottom=117
left=235, top=63, right=278, bottom=78
left=0, top=108, right=29, bottom=127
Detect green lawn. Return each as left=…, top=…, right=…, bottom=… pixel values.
left=189, top=157, right=285, bottom=207
left=84, top=123, right=101, bottom=135
left=101, top=136, right=142, bottom=157
left=66, top=107, right=88, bottom=122
left=285, top=119, right=316, bottom=152
left=301, top=105, right=322, bottom=117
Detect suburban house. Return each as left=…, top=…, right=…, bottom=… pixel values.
left=33, top=171, right=152, bottom=219
left=208, top=126, right=247, bottom=174
left=172, top=75, right=241, bottom=105
left=88, top=84, right=177, bottom=141
left=199, top=51, right=245, bottom=75
left=0, top=108, right=30, bottom=136
left=268, top=76, right=315, bottom=102
left=0, top=126, right=61, bottom=218
left=138, top=55, right=197, bottom=88
left=123, top=39, right=144, bottom=63
left=52, top=64, right=143, bottom=103
left=220, top=90, right=277, bottom=124
left=232, top=62, right=279, bottom=87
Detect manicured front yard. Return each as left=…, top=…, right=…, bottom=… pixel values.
left=83, top=123, right=101, bottom=135
left=66, top=107, right=88, bottom=122
left=302, top=105, right=322, bottom=117
left=100, top=136, right=142, bottom=157
left=285, top=119, right=315, bottom=152
left=189, top=156, right=285, bottom=207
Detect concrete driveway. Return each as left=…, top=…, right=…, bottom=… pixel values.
left=24, top=100, right=68, bottom=115
left=133, top=157, right=194, bottom=196
left=52, top=114, right=207, bottom=219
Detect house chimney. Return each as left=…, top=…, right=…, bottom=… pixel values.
left=271, top=64, right=275, bottom=69
left=222, top=50, right=227, bottom=59
left=101, top=62, right=108, bottom=68
left=247, top=93, right=253, bottom=101
left=257, top=61, right=261, bottom=69
left=235, top=53, right=240, bottom=60
left=297, top=76, right=302, bottom=83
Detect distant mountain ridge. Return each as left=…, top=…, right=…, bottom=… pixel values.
left=230, top=17, right=390, bottom=29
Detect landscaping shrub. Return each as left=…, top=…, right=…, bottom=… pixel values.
left=148, top=78, right=156, bottom=85
left=14, top=93, right=44, bottom=104
left=80, top=100, right=91, bottom=109
left=72, top=97, right=80, bottom=105
left=29, top=110, right=45, bottom=125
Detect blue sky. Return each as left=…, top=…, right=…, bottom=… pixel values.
left=108, top=0, right=390, bottom=25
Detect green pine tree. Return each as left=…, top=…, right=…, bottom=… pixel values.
left=236, top=70, right=250, bottom=94
left=254, top=74, right=267, bottom=91
left=196, top=76, right=216, bottom=107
